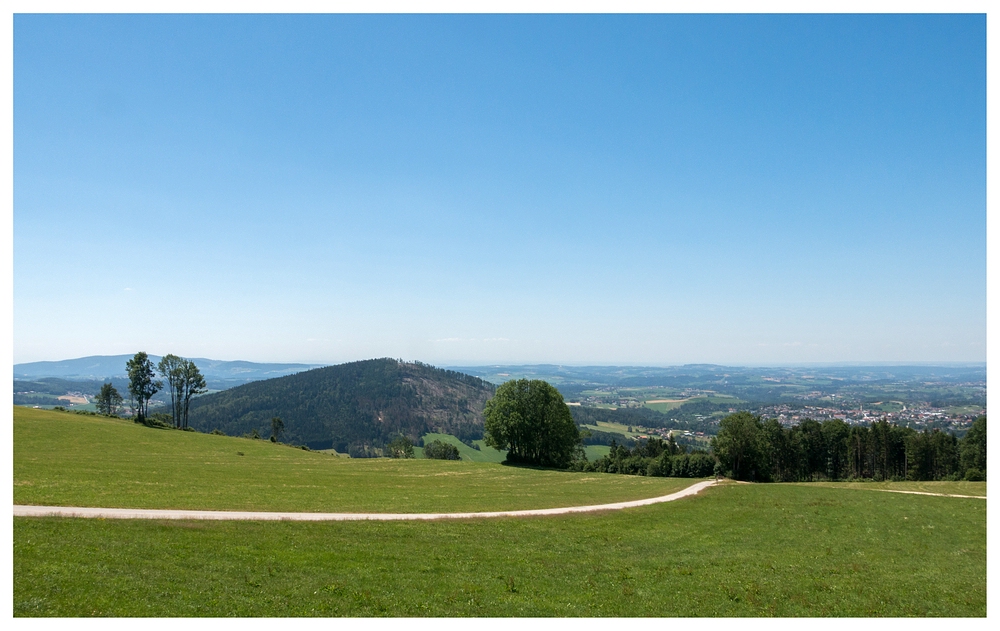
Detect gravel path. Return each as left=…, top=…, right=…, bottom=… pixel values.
left=13, top=479, right=717, bottom=522
left=871, top=489, right=986, bottom=499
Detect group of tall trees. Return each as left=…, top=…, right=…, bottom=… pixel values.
left=156, top=354, right=208, bottom=428
left=125, top=352, right=160, bottom=421
left=92, top=352, right=206, bottom=427
left=713, top=411, right=987, bottom=482
left=93, top=382, right=124, bottom=415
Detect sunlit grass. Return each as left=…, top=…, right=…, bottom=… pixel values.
left=801, top=480, right=986, bottom=496
left=14, top=483, right=985, bottom=616
left=14, top=407, right=694, bottom=513
left=415, top=432, right=506, bottom=463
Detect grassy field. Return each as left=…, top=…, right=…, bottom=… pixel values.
left=415, top=432, right=506, bottom=463
left=867, top=401, right=905, bottom=413
left=14, top=407, right=694, bottom=513
left=14, top=483, right=985, bottom=616
left=643, top=394, right=740, bottom=414
left=583, top=445, right=611, bottom=460
left=472, top=439, right=507, bottom=461
left=946, top=405, right=987, bottom=416
left=579, top=420, right=643, bottom=438
left=804, top=480, right=986, bottom=496
left=13, top=406, right=986, bottom=616
left=643, top=399, right=687, bottom=412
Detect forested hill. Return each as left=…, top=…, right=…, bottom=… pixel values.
left=186, top=359, right=495, bottom=456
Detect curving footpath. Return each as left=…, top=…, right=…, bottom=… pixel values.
left=13, top=479, right=717, bottom=522
left=870, top=489, right=986, bottom=499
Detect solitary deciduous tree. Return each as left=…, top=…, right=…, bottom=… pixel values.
left=712, top=412, right=767, bottom=481
left=94, top=382, right=123, bottom=416
left=387, top=434, right=414, bottom=458
left=270, top=416, right=285, bottom=442
left=483, top=379, right=579, bottom=468
left=422, top=439, right=459, bottom=460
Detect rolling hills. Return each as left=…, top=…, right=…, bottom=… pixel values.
left=14, top=354, right=324, bottom=389
left=187, top=358, right=496, bottom=455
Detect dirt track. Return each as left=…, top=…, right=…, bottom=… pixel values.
left=12, top=480, right=717, bottom=522
left=871, top=489, right=986, bottom=499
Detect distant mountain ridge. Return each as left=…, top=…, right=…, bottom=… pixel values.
left=187, top=358, right=496, bottom=456
left=14, top=354, right=325, bottom=386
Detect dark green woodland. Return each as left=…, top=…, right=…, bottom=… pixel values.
left=187, top=358, right=495, bottom=456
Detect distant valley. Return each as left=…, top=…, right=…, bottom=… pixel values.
left=14, top=354, right=325, bottom=386
left=13, top=356, right=986, bottom=454
left=14, top=355, right=327, bottom=409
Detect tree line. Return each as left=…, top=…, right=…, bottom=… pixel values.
left=91, top=352, right=206, bottom=429
left=712, top=411, right=987, bottom=482
left=570, top=434, right=716, bottom=478
left=564, top=411, right=985, bottom=483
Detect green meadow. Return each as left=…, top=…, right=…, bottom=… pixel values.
left=946, top=404, right=987, bottom=416
left=579, top=420, right=643, bottom=438
left=14, top=483, right=985, bottom=616
left=415, top=432, right=507, bottom=463
left=583, top=444, right=611, bottom=460
left=644, top=395, right=741, bottom=413
left=13, top=406, right=986, bottom=617
left=14, top=407, right=692, bottom=513
left=642, top=399, right=687, bottom=412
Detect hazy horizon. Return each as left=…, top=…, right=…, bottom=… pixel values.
left=14, top=15, right=986, bottom=366
left=13, top=352, right=988, bottom=371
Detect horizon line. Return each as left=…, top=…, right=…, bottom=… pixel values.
left=12, top=354, right=987, bottom=370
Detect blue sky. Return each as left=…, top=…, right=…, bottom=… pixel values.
left=13, top=14, right=986, bottom=365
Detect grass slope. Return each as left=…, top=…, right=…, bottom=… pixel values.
left=579, top=421, right=641, bottom=439
left=416, top=432, right=506, bottom=463
left=14, top=483, right=985, bottom=616
left=644, top=395, right=740, bottom=413
left=14, top=407, right=693, bottom=513
left=583, top=445, right=611, bottom=460
left=643, top=400, right=686, bottom=412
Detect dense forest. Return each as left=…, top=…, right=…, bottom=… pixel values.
left=567, top=413, right=986, bottom=483
left=186, top=358, right=495, bottom=456
left=713, top=412, right=987, bottom=482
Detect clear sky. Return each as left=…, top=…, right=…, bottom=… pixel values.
left=13, top=13, right=986, bottom=366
